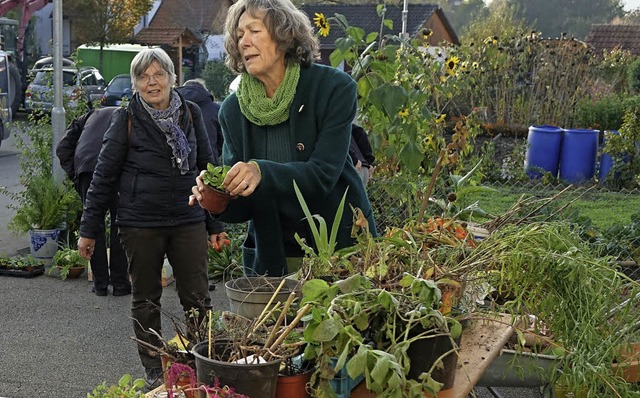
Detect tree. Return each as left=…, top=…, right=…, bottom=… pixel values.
left=65, top=0, right=154, bottom=70
left=506, top=0, right=625, bottom=39
left=444, top=0, right=489, bottom=36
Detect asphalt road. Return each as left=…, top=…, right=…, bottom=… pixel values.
left=0, top=112, right=543, bottom=398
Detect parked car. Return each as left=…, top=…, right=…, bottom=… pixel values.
left=101, top=74, right=132, bottom=106
left=24, top=66, right=106, bottom=112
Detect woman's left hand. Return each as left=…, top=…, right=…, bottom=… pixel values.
left=224, top=161, right=261, bottom=197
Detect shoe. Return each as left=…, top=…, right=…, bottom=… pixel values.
left=91, top=285, right=108, bottom=297
left=113, top=285, right=131, bottom=296
left=144, top=367, right=164, bottom=392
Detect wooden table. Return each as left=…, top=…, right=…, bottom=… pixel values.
left=350, top=315, right=514, bottom=398
left=147, top=315, right=514, bottom=398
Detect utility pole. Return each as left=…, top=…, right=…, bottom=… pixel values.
left=52, top=0, right=65, bottom=183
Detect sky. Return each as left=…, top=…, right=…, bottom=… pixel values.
left=485, top=0, right=640, bottom=11
left=625, top=0, right=640, bottom=11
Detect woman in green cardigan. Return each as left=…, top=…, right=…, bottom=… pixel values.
left=190, top=0, right=377, bottom=276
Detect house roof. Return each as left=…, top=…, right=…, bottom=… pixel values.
left=132, top=0, right=229, bottom=46
left=133, top=26, right=202, bottom=47
left=586, top=24, right=640, bottom=56
left=299, top=3, right=459, bottom=47
left=142, top=0, right=227, bottom=35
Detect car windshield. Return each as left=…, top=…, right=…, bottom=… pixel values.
left=109, top=77, right=131, bottom=92
left=32, top=70, right=76, bottom=86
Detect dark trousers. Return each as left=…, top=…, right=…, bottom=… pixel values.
left=119, top=222, right=212, bottom=370
left=78, top=172, right=129, bottom=290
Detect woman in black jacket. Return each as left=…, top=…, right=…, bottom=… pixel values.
left=77, top=48, right=224, bottom=390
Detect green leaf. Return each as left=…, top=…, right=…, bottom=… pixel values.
left=399, top=141, right=423, bottom=171
left=449, top=320, right=462, bottom=340
left=301, top=278, right=330, bottom=302
left=365, top=32, right=379, bottom=45
left=354, top=311, right=369, bottom=331
left=399, top=273, right=416, bottom=287
left=370, top=355, right=391, bottom=384
left=347, top=345, right=369, bottom=379
left=312, top=319, right=343, bottom=342
left=369, top=84, right=407, bottom=118
left=378, top=290, right=397, bottom=310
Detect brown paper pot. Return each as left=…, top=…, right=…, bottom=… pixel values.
left=200, top=185, right=231, bottom=214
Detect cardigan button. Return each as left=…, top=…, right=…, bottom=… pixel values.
left=296, top=143, right=305, bottom=152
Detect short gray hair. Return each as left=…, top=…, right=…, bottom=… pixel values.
left=224, top=0, right=319, bottom=74
left=183, top=78, right=208, bottom=90
left=130, top=48, right=176, bottom=92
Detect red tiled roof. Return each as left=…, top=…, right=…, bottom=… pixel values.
left=586, top=24, right=640, bottom=56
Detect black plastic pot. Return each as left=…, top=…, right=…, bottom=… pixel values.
left=192, top=340, right=281, bottom=398
left=407, top=332, right=462, bottom=389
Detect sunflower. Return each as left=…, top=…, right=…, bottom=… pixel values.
left=435, top=113, right=446, bottom=124
left=314, top=13, right=330, bottom=37
left=398, top=108, right=409, bottom=118
left=445, top=56, right=460, bottom=76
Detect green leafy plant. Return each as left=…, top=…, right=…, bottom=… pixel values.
left=202, top=163, right=231, bottom=192
left=0, top=255, right=44, bottom=270
left=7, top=174, right=80, bottom=233
left=50, top=245, right=89, bottom=280
left=87, top=374, right=146, bottom=398
left=301, top=274, right=461, bottom=397
left=208, top=233, right=243, bottom=282
left=293, top=180, right=350, bottom=278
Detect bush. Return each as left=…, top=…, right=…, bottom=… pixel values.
left=573, top=94, right=625, bottom=131
left=628, top=58, right=640, bottom=94
left=201, top=60, right=236, bottom=102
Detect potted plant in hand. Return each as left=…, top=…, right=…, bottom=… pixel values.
left=199, top=163, right=232, bottom=214
left=49, top=245, right=88, bottom=280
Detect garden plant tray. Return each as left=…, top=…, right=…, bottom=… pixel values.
left=0, top=265, right=45, bottom=278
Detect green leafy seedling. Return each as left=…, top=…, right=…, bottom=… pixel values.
left=202, top=163, right=231, bottom=192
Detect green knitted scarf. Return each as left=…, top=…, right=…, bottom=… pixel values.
left=237, top=63, right=300, bottom=126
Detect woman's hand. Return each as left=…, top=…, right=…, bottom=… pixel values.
left=189, top=161, right=261, bottom=206
left=189, top=170, right=207, bottom=206
left=224, top=161, right=261, bottom=197
left=209, top=232, right=231, bottom=251
left=78, top=237, right=96, bottom=260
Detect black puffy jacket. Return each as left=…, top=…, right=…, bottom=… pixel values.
left=79, top=91, right=221, bottom=239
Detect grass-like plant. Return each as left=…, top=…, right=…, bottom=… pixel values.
left=293, top=180, right=348, bottom=277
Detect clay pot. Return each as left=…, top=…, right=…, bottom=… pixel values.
left=276, top=371, right=312, bottom=398
left=199, top=184, right=231, bottom=214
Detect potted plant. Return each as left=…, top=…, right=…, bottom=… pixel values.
left=49, top=245, right=88, bottom=280
left=7, top=174, right=80, bottom=262
left=199, top=163, right=232, bottom=214
left=0, top=255, right=45, bottom=277
left=87, top=374, right=146, bottom=398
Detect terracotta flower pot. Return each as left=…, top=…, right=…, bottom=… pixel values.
left=64, top=266, right=86, bottom=279
left=200, top=184, right=231, bottom=214
left=276, top=371, right=312, bottom=398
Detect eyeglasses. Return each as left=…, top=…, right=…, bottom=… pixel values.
left=136, top=71, right=168, bottom=84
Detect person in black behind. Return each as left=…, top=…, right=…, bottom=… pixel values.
left=349, top=123, right=375, bottom=186
left=176, top=78, right=223, bottom=162
left=56, top=106, right=130, bottom=297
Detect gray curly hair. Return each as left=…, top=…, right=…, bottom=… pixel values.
left=224, top=0, right=320, bottom=74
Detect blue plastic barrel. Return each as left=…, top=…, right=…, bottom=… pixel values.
left=598, top=130, right=618, bottom=183
left=525, top=125, right=563, bottom=179
left=559, top=129, right=599, bottom=184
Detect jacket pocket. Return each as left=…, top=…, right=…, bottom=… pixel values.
left=129, top=169, right=138, bottom=203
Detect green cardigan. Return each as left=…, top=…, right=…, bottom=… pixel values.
left=218, top=63, right=377, bottom=276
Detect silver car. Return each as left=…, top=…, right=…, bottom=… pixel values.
left=24, top=66, right=106, bottom=112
